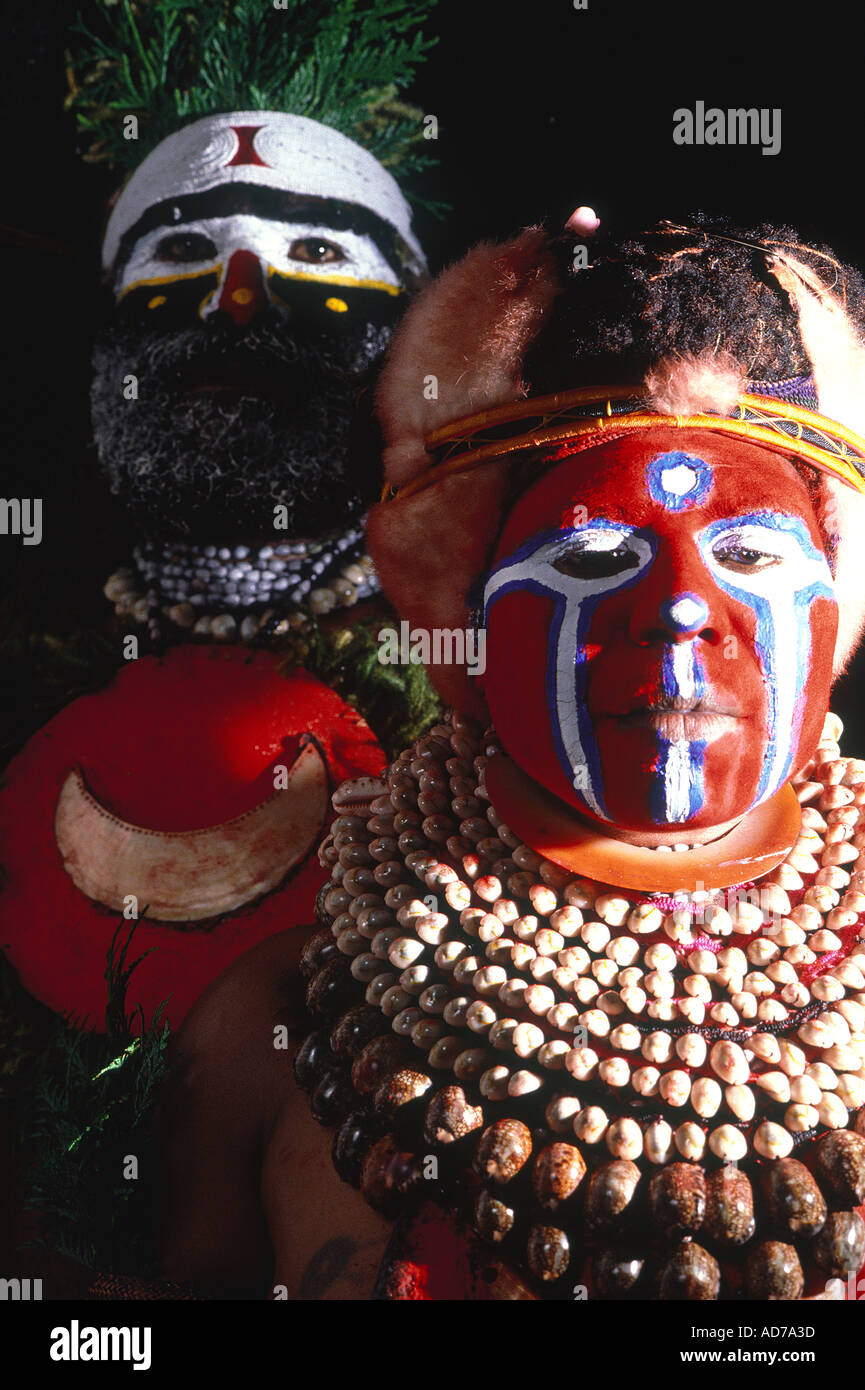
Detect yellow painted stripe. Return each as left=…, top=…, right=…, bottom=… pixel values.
left=119, top=261, right=402, bottom=304
left=267, top=267, right=402, bottom=296
left=118, top=265, right=223, bottom=301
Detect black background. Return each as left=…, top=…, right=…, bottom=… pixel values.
left=1, top=0, right=863, bottom=732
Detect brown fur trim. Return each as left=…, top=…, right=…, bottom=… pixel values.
left=366, top=464, right=510, bottom=713
left=643, top=351, right=744, bottom=417
left=763, top=252, right=865, bottom=669
left=375, top=227, right=562, bottom=488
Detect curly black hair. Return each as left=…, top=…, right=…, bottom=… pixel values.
left=523, top=212, right=865, bottom=393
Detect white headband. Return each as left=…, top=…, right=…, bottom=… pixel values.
left=102, top=110, right=426, bottom=276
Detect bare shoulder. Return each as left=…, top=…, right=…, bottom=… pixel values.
left=152, top=925, right=313, bottom=1288
left=153, top=924, right=389, bottom=1296
left=261, top=1084, right=392, bottom=1300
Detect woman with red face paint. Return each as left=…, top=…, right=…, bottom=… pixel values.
left=154, top=215, right=865, bottom=1301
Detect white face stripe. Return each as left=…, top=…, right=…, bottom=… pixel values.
left=116, top=215, right=401, bottom=301
left=655, top=641, right=707, bottom=823
left=102, top=111, right=425, bottom=273
left=699, top=515, right=835, bottom=801
left=661, top=738, right=696, bottom=822
left=483, top=526, right=656, bottom=818
left=670, top=641, right=697, bottom=702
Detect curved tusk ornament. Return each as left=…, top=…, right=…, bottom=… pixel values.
left=55, top=740, right=329, bottom=922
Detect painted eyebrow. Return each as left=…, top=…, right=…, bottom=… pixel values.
left=491, top=522, right=646, bottom=572
left=702, top=509, right=810, bottom=531
left=701, top=518, right=817, bottom=548
left=528, top=521, right=633, bottom=549
left=699, top=512, right=830, bottom=568
left=116, top=184, right=401, bottom=276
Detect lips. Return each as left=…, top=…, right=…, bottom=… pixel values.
left=627, top=710, right=740, bottom=741
left=171, top=353, right=297, bottom=402
left=611, top=697, right=742, bottom=743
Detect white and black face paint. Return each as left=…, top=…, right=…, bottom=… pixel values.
left=103, top=112, right=425, bottom=280
left=116, top=214, right=404, bottom=326
left=92, top=112, right=423, bottom=540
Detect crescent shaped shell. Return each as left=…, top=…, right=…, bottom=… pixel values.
left=54, top=741, right=328, bottom=921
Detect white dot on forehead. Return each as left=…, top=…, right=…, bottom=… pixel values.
left=660, top=464, right=699, bottom=497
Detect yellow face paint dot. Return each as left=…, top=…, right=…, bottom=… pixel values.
left=147, top=295, right=167, bottom=310
left=231, top=288, right=254, bottom=305
left=325, top=297, right=349, bottom=313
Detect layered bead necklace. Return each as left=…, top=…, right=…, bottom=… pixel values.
left=103, top=523, right=379, bottom=642
left=297, top=710, right=865, bottom=1300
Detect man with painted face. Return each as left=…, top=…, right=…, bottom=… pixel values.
left=153, top=214, right=865, bottom=1301
left=482, top=433, right=835, bottom=847
left=0, top=5, right=440, bottom=1033
left=94, top=109, right=426, bottom=636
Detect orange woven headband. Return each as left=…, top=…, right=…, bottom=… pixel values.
left=382, top=386, right=865, bottom=502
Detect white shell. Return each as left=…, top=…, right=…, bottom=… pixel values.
left=753, top=1121, right=794, bottom=1158
left=708, top=1124, right=747, bottom=1161
left=644, top=1118, right=675, bottom=1164
left=675, top=1121, right=706, bottom=1161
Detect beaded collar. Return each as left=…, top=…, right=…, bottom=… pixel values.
left=103, top=522, right=379, bottom=642
left=297, top=710, right=865, bottom=1300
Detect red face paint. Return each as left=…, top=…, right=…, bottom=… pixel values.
left=216, top=248, right=270, bottom=326
left=482, top=429, right=837, bottom=834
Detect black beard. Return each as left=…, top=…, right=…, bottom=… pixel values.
left=89, top=313, right=391, bottom=543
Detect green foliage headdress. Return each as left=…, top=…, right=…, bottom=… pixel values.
left=68, top=0, right=439, bottom=181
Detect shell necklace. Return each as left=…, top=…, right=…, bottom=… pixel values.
left=297, top=709, right=865, bottom=1299
left=103, top=524, right=378, bottom=643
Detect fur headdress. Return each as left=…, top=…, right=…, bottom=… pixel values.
left=367, top=217, right=865, bottom=710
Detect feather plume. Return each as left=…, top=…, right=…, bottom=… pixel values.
left=765, top=253, right=865, bottom=438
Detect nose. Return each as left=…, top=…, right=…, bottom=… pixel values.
left=209, top=249, right=270, bottom=326
left=628, top=541, right=717, bottom=646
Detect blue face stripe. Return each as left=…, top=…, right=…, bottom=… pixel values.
left=650, top=644, right=709, bottom=821
left=482, top=570, right=594, bottom=807
left=659, top=642, right=707, bottom=703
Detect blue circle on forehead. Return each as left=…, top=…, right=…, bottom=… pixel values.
left=646, top=452, right=713, bottom=510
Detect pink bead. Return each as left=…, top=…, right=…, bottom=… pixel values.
left=565, top=205, right=601, bottom=235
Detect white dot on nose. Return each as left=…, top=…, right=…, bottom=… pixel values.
left=668, top=597, right=705, bottom=629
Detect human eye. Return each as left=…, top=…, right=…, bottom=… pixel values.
left=152, top=232, right=218, bottom=263
left=552, top=529, right=640, bottom=579
left=288, top=237, right=347, bottom=264
left=711, top=527, right=786, bottom=573
left=712, top=542, right=783, bottom=572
